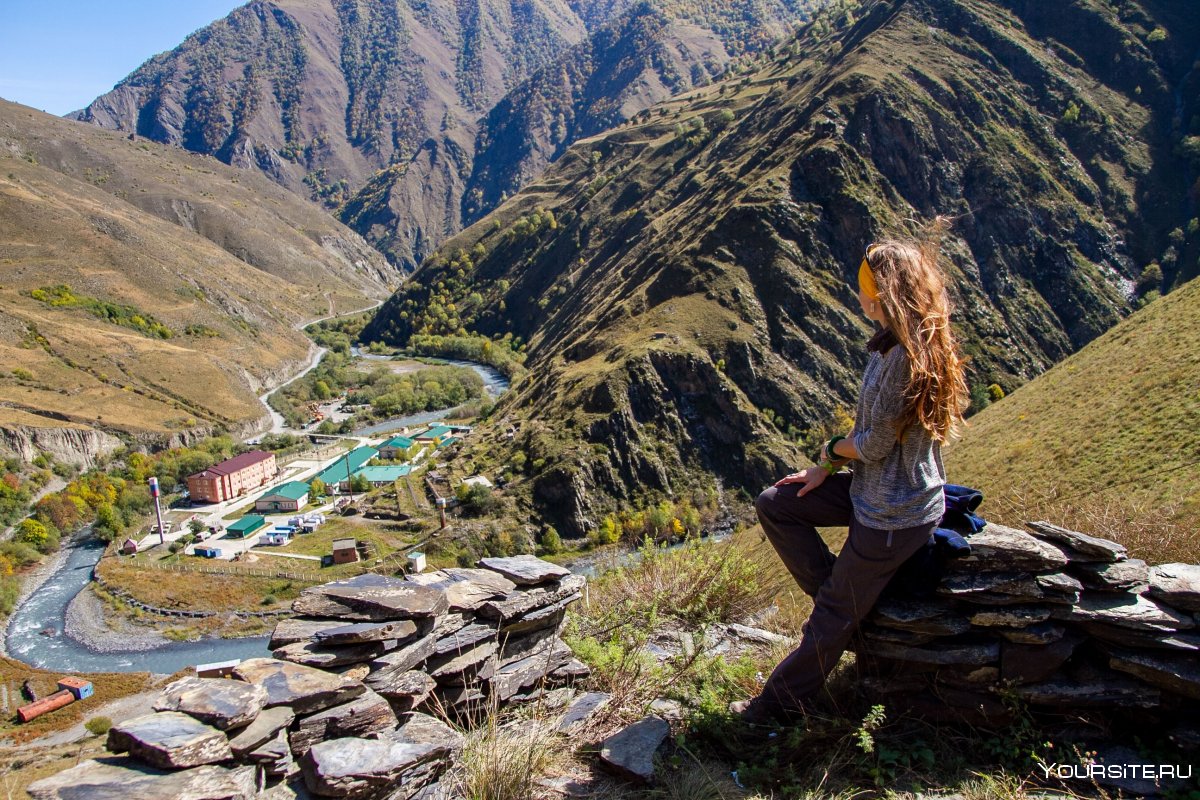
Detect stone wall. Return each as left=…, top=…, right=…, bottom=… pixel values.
left=856, top=521, right=1200, bottom=725
left=28, top=555, right=590, bottom=800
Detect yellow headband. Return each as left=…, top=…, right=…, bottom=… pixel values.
left=858, top=252, right=880, bottom=302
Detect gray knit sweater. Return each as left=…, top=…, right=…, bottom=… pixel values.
left=848, top=337, right=946, bottom=530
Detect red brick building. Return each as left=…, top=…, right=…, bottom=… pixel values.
left=187, top=451, right=277, bottom=504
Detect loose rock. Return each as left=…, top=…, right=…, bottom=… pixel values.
left=107, top=711, right=234, bottom=770
left=153, top=677, right=267, bottom=731
left=1025, top=521, right=1127, bottom=562
left=1147, top=563, right=1200, bottom=612
left=477, top=555, right=571, bottom=585
left=599, top=716, right=670, bottom=783
left=234, top=658, right=366, bottom=714
left=228, top=706, right=295, bottom=758
left=26, top=758, right=258, bottom=800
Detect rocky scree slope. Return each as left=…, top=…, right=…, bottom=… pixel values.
left=362, top=0, right=1200, bottom=535
left=74, top=0, right=827, bottom=270
left=0, top=100, right=390, bottom=457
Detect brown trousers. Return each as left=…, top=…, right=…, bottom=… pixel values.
left=754, top=472, right=936, bottom=715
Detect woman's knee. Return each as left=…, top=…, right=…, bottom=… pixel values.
left=754, top=486, right=778, bottom=522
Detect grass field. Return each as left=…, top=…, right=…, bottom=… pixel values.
left=0, top=656, right=155, bottom=745
left=945, top=277, right=1200, bottom=564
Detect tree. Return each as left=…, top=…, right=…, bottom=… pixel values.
left=349, top=474, right=371, bottom=494
left=16, top=519, right=49, bottom=550
left=539, top=526, right=563, bottom=556
left=314, top=380, right=333, bottom=400
left=309, top=478, right=326, bottom=497
left=188, top=518, right=206, bottom=537
left=94, top=502, right=123, bottom=541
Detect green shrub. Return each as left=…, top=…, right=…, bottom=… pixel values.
left=84, top=716, right=113, bottom=736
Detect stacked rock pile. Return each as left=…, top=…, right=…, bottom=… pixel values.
left=856, top=521, right=1200, bottom=723
left=28, top=555, right=591, bottom=800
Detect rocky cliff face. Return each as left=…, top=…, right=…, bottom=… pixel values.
left=0, top=423, right=123, bottom=469
left=363, top=0, right=1200, bottom=534
left=75, top=0, right=825, bottom=269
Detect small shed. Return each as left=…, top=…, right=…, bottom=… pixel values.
left=57, top=677, right=93, bottom=700
left=121, top=538, right=139, bottom=555
left=331, top=538, right=360, bottom=565
left=255, top=481, right=310, bottom=513
left=195, top=546, right=223, bottom=559
left=407, top=551, right=426, bottom=573
left=262, top=531, right=290, bottom=546
left=227, top=515, right=266, bottom=539
left=196, top=659, right=240, bottom=678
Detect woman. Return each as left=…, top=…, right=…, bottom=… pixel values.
left=732, top=235, right=970, bottom=724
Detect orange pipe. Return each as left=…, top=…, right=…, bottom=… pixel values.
left=17, top=690, right=74, bottom=723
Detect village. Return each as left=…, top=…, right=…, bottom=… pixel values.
left=119, top=422, right=477, bottom=571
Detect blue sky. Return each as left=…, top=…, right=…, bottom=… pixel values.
left=0, top=1, right=245, bottom=116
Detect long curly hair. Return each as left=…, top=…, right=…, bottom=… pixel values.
left=864, top=230, right=969, bottom=443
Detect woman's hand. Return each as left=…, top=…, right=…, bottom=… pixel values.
left=773, top=465, right=828, bottom=496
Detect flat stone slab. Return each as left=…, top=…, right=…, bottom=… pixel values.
left=233, top=658, right=366, bottom=714
left=478, top=574, right=586, bottom=621
left=273, top=639, right=396, bottom=669
left=1035, top=572, right=1083, bottom=599
left=599, top=716, right=670, bottom=783
left=499, top=625, right=562, bottom=666
left=1147, top=563, right=1200, bottom=612
left=388, top=711, right=466, bottom=758
left=1013, top=676, right=1160, bottom=708
left=937, top=572, right=1045, bottom=601
left=952, top=524, right=1068, bottom=572
left=153, top=677, right=267, bottom=731
left=313, top=620, right=420, bottom=645
left=865, top=641, right=999, bottom=666
left=1068, top=559, right=1149, bottom=592
left=995, top=621, right=1067, bottom=645
left=494, top=639, right=573, bottom=700
left=500, top=593, right=581, bottom=636
left=1051, top=592, right=1195, bottom=632
left=1081, top=622, right=1200, bottom=652
left=869, top=598, right=971, bottom=635
left=366, top=633, right=438, bottom=685
left=548, top=658, right=591, bottom=682
left=248, top=728, right=293, bottom=776
left=107, top=712, right=233, bottom=769
left=968, top=606, right=1052, bottom=628
left=366, top=669, right=435, bottom=711
left=726, top=623, right=792, bottom=646
left=228, top=706, right=295, bottom=758
left=407, top=569, right=516, bottom=610
left=300, top=736, right=441, bottom=797
left=477, top=555, right=571, bottom=585
left=860, top=624, right=937, bottom=645
left=289, top=688, right=398, bottom=757
left=27, top=758, right=258, bottom=800
left=1025, top=521, right=1127, bottom=562
left=556, top=691, right=611, bottom=733
left=270, top=617, right=353, bottom=649
left=431, top=623, right=499, bottom=657
left=1108, top=648, right=1200, bottom=700
left=427, top=640, right=499, bottom=679
left=293, top=574, right=449, bottom=620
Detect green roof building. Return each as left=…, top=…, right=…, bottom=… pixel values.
left=255, top=481, right=310, bottom=513
left=377, top=436, right=415, bottom=460
left=415, top=425, right=453, bottom=442
left=354, top=465, right=412, bottom=485
left=227, top=515, right=266, bottom=538
left=315, top=446, right=379, bottom=488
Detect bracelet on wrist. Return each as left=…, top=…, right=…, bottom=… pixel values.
left=826, top=435, right=846, bottom=460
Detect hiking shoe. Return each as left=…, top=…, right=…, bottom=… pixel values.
left=728, top=697, right=781, bottom=727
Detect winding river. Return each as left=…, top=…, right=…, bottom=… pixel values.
left=6, top=537, right=271, bottom=673
left=5, top=348, right=509, bottom=674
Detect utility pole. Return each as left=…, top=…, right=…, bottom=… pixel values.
left=343, top=449, right=355, bottom=504
left=149, top=476, right=165, bottom=546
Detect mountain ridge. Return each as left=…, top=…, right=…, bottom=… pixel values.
left=361, top=0, right=1200, bottom=535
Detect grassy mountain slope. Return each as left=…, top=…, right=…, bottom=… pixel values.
left=0, top=100, right=390, bottom=452
left=363, top=0, right=1200, bottom=535
left=944, top=275, right=1200, bottom=560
